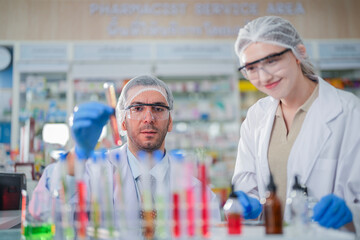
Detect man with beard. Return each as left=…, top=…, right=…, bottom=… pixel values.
left=31, top=75, right=220, bottom=238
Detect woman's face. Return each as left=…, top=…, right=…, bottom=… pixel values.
left=241, top=42, right=302, bottom=100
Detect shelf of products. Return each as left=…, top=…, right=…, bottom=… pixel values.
left=321, top=69, right=360, bottom=97
left=0, top=89, right=12, bottom=123
left=74, top=78, right=124, bottom=105
left=19, top=73, right=67, bottom=125
left=166, top=76, right=237, bottom=122
left=238, top=79, right=266, bottom=122
left=15, top=72, right=69, bottom=178
left=158, top=75, right=240, bottom=189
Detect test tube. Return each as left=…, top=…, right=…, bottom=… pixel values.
left=170, top=151, right=185, bottom=238
left=59, top=153, right=68, bottom=202
left=113, top=152, right=127, bottom=237
left=138, top=151, right=155, bottom=240
left=58, top=153, right=75, bottom=239
left=153, top=150, right=169, bottom=239
left=197, top=150, right=210, bottom=238
left=89, top=153, right=101, bottom=238
left=100, top=150, right=115, bottom=237
left=185, top=157, right=195, bottom=237
left=75, top=155, right=88, bottom=239
left=21, top=190, right=27, bottom=235
left=103, top=82, right=122, bottom=146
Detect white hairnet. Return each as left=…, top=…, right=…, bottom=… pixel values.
left=235, top=16, right=315, bottom=78
left=116, top=75, right=174, bottom=136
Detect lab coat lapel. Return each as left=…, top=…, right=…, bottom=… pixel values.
left=288, top=79, right=342, bottom=185
left=258, top=98, right=279, bottom=192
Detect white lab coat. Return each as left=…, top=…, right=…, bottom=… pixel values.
left=32, top=144, right=220, bottom=239
left=232, top=77, right=360, bottom=235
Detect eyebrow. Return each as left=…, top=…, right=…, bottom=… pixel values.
left=239, top=48, right=291, bottom=71
left=131, top=101, right=168, bottom=106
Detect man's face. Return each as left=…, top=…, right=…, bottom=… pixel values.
left=121, top=88, right=172, bottom=154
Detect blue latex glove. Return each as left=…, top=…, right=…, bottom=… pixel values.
left=312, top=194, right=353, bottom=229
left=71, top=102, right=114, bottom=159
left=235, top=191, right=262, bottom=219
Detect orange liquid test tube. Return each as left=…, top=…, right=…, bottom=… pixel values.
left=104, top=82, right=122, bottom=146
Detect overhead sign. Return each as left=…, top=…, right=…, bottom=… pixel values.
left=89, top=2, right=305, bottom=37
left=73, top=43, right=152, bottom=60
left=1, top=0, right=359, bottom=40
left=156, top=43, right=234, bottom=60
left=319, top=42, right=360, bottom=59
left=20, top=44, right=68, bottom=61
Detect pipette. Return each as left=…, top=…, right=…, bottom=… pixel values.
left=103, top=82, right=122, bottom=146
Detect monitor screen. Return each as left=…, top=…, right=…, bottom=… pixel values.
left=0, top=173, right=26, bottom=210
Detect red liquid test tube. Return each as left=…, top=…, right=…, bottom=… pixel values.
left=104, top=82, right=122, bottom=146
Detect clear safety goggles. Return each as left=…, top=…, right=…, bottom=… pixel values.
left=125, top=103, right=170, bottom=120
left=238, top=48, right=291, bottom=80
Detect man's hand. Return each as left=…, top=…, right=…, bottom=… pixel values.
left=235, top=191, right=262, bottom=219
left=71, top=102, right=114, bottom=159
left=312, top=194, right=353, bottom=229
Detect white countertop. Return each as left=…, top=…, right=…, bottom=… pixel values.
left=0, top=210, right=21, bottom=230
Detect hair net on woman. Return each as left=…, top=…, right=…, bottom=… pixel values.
left=116, top=75, right=174, bottom=136
left=234, top=16, right=315, bottom=78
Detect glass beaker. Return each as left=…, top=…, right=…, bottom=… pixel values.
left=23, top=190, right=55, bottom=240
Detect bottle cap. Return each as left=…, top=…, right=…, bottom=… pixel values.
left=292, top=175, right=303, bottom=191
left=153, top=150, right=164, bottom=163
left=114, top=152, right=121, bottom=163
left=170, top=149, right=184, bottom=163
left=267, top=173, right=277, bottom=193
left=137, top=150, right=147, bottom=162
left=59, top=152, right=68, bottom=162
left=229, top=184, right=237, bottom=198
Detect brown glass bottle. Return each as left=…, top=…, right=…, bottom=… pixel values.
left=264, top=173, right=283, bottom=234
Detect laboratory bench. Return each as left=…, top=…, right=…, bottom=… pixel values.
left=0, top=217, right=356, bottom=240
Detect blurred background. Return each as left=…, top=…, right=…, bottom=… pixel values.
left=0, top=0, right=359, bottom=201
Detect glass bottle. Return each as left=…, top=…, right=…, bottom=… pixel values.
left=264, top=173, right=283, bottom=234
left=223, top=185, right=243, bottom=235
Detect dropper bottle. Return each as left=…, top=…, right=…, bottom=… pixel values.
left=264, top=173, right=283, bottom=234
left=223, top=184, right=243, bottom=235
left=288, top=175, right=308, bottom=234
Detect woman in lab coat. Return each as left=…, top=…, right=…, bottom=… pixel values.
left=232, top=16, right=360, bottom=235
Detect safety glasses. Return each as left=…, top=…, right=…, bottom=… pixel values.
left=238, top=48, right=291, bottom=80
left=125, top=103, right=170, bottom=120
